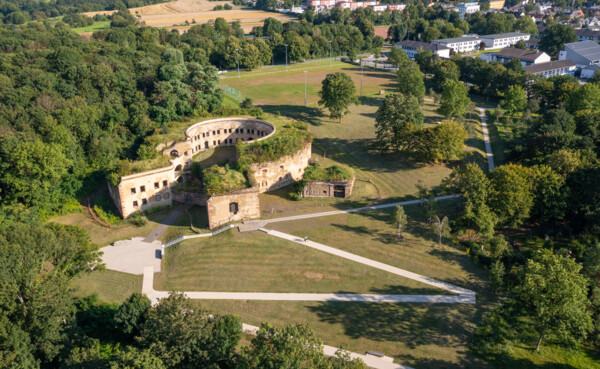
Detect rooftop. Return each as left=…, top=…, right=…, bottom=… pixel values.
left=524, top=60, right=576, bottom=73
left=576, top=29, right=600, bottom=37
left=395, top=40, right=450, bottom=51
left=564, top=40, right=600, bottom=62
left=495, top=47, right=548, bottom=62
left=480, top=32, right=530, bottom=39
left=432, top=36, right=480, bottom=44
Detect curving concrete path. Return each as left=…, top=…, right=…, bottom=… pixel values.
left=261, top=195, right=461, bottom=225
left=477, top=107, right=495, bottom=171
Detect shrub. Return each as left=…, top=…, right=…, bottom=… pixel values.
left=128, top=213, right=148, bottom=227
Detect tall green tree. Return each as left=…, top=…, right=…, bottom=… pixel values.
left=517, top=253, right=592, bottom=351
left=318, top=72, right=359, bottom=122
left=439, top=80, right=471, bottom=118
left=396, top=52, right=426, bottom=102
left=489, top=164, right=534, bottom=228
left=445, top=163, right=497, bottom=236
left=239, top=323, right=366, bottom=369
left=0, top=222, right=101, bottom=364
left=502, top=85, right=527, bottom=118
left=374, top=93, right=423, bottom=151
left=540, top=23, right=577, bottom=56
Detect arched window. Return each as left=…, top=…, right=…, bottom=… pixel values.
left=229, top=202, right=239, bottom=214
left=170, top=150, right=179, bottom=157
left=175, top=164, right=182, bottom=171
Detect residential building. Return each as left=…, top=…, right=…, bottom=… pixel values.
left=456, top=2, right=480, bottom=16
left=432, top=36, right=481, bottom=52
left=576, top=29, right=600, bottom=41
left=493, top=48, right=551, bottom=66
left=337, top=1, right=378, bottom=9
left=479, top=32, right=531, bottom=48
left=581, top=64, right=600, bottom=79
left=394, top=40, right=451, bottom=59
left=559, top=40, right=600, bottom=66
left=306, top=0, right=336, bottom=8
left=524, top=60, right=577, bottom=77
left=526, top=38, right=540, bottom=49
left=372, top=3, right=405, bottom=11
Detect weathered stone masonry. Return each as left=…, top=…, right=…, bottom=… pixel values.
left=108, top=117, right=311, bottom=228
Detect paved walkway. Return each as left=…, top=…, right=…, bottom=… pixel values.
left=143, top=205, right=188, bottom=243
left=261, top=229, right=475, bottom=301
left=242, top=323, right=413, bottom=369
left=263, top=195, right=460, bottom=225
left=477, top=107, right=495, bottom=171
left=101, top=238, right=162, bottom=275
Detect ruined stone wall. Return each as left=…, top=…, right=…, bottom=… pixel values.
left=250, top=142, right=312, bottom=193
left=206, top=188, right=260, bottom=229
left=110, top=118, right=307, bottom=219
left=302, top=177, right=355, bottom=199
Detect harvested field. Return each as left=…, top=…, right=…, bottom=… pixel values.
left=83, top=0, right=294, bottom=29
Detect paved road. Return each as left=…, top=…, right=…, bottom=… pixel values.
left=477, top=107, right=495, bottom=171
left=262, top=195, right=460, bottom=225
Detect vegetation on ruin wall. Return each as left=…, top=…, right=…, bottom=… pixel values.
left=303, top=163, right=354, bottom=182
left=108, top=155, right=172, bottom=185
left=236, top=120, right=312, bottom=172
left=202, top=164, right=249, bottom=196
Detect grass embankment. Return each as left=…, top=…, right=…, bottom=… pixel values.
left=154, top=228, right=448, bottom=295
left=197, top=200, right=495, bottom=369
left=71, top=270, right=142, bottom=303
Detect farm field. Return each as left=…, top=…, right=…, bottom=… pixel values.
left=83, top=0, right=294, bottom=31
left=154, top=228, right=449, bottom=294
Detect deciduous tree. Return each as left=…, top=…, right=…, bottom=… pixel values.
left=517, top=253, right=592, bottom=351
left=318, top=72, right=359, bottom=122
left=439, top=80, right=470, bottom=118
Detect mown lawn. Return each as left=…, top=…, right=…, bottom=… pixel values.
left=71, top=270, right=142, bottom=303
left=154, top=228, right=448, bottom=294
left=195, top=199, right=495, bottom=369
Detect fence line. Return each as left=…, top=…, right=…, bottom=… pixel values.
left=219, top=83, right=248, bottom=102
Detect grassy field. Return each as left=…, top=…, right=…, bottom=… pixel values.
left=72, top=21, right=110, bottom=33
left=49, top=207, right=173, bottom=246
left=155, top=228, right=449, bottom=294
left=71, top=270, right=142, bottom=303
left=193, top=200, right=495, bottom=369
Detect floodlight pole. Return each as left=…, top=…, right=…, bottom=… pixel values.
left=284, top=44, right=288, bottom=72
left=329, top=40, right=333, bottom=66
left=235, top=49, right=240, bottom=78
left=304, top=70, right=307, bottom=106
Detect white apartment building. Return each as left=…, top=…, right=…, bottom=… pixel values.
left=456, top=2, right=480, bottom=15
left=432, top=36, right=481, bottom=53
left=394, top=40, right=451, bottom=59
left=524, top=60, right=577, bottom=78
left=479, top=32, right=531, bottom=48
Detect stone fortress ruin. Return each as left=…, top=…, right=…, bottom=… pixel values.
left=108, top=117, right=312, bottom=228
